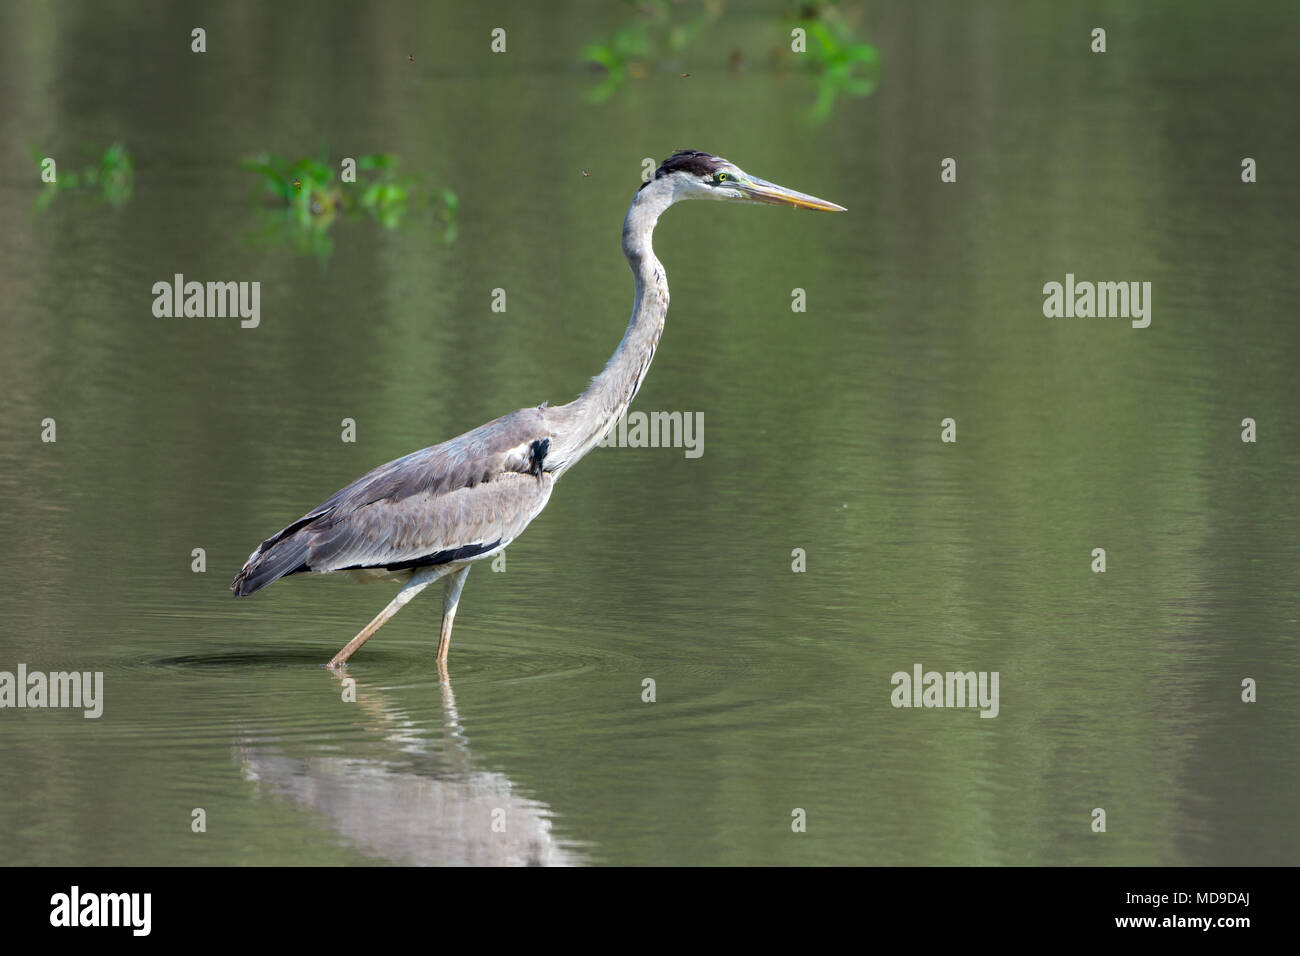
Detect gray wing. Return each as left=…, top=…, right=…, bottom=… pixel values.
left=232, top=406, right=554, bottom=596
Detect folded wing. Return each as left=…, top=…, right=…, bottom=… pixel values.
left=231, top=407, right=555, bottom=596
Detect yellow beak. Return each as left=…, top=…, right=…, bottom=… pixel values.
left=738, top=176, right=846, bottom=212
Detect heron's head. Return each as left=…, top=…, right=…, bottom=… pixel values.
left=641, top=150, right=846, bottom=212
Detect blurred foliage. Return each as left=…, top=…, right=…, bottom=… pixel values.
left=579, top=1, right=878, bottom=121
left=240, top=150, right=458, bottom=264
left=580, top=0, right=725, bottom=103
left=30, top=142, right=133, bottom=210
left=793, top=3, right=880, bottom=121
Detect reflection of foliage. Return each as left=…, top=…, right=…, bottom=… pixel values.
left=795, top=3, right=880, bottom=121
left=241, top=150, right=458, bottom=264
left=581, top=0, right=725, bottom=102
left=31, top=142, right=133, bottom=210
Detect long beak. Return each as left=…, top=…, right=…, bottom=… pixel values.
left=739, top=176, right=846, bottom=212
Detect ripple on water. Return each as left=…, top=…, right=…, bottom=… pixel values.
left=85, top=627, right=768, bottom=759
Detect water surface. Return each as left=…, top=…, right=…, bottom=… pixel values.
left=0, top=0, right=1297, bottom=865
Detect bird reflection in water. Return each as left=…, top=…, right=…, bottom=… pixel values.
left=236, top=671, right=582, bottom=866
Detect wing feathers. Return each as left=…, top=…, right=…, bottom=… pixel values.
left=231, top=407, right=554, bottom=596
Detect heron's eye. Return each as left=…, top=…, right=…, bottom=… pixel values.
left=715, top=172, right=729, bottom=183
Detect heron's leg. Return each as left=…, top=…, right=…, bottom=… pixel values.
left=327, top=566, right=445, bottom=669
left=436, top=565, right=472, bottom=666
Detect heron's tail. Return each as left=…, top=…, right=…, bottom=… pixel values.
left=230, top=520, right=316, bottom=597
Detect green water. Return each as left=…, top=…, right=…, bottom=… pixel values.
left=1, top=0, right=1297, bottom=866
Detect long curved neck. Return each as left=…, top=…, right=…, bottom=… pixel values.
left=549, top=180, right=676, bottom=477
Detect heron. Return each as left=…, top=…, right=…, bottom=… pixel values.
left=231, top=150, right=844, bottom=669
